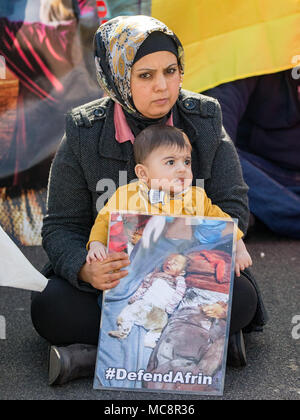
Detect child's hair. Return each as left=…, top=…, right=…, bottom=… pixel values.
left=133, top=124, right=192, bottom=164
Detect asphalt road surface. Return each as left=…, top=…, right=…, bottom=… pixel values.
left=0, top=224, right=299, bottom=401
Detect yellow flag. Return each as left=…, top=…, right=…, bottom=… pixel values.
left=152, top=0, right=300, bottom=92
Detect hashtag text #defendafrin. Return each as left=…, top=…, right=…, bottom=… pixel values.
left=105, top=368, right=213, bottom=385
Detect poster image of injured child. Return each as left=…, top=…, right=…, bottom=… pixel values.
left=108, top=253, right=188, bottom=348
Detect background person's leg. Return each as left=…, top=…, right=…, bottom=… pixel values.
left=238, top=151, right=300, bottom=238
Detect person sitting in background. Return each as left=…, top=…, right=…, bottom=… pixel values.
left=203, top=70, right=300, bottom=238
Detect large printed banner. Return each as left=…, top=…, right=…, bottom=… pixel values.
left=152, top=0, right=300, bottom=93
left=0, top=0, right=299, bottom=245
left=0, top=1, right=100, bottom=183
left=0, top=0, right=152, bottom=245
left=0, top=0, right=100, bottom=244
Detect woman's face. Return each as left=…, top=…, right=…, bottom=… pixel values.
left=130, top=51, right=182, bottom=119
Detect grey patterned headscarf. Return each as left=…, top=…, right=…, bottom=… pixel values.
left=94, top=15, right=184, bottom=119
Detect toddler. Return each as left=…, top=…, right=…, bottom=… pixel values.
left=86, top=124, right=252, bottom=277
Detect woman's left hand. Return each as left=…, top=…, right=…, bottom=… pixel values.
left=79, top=252, right=130, bottom=290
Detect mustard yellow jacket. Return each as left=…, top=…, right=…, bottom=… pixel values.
left=87, top=181, right=243, bottom=248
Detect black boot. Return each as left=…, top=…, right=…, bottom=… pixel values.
left=48, top=344, right=97, bottom=386
left=227, top=330, right=247, bottom=367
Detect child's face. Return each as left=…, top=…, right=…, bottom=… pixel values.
left=163, top=254, right=186, bottom=276
left=137, top=142, right=193, bottom=194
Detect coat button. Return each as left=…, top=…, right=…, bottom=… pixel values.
left=183, top=98, right=196, bottom=110
left=94, top=107, right=105, bottom=117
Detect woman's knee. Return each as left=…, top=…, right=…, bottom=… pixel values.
left=230, top=273, right=258, bottom=334
left=30, top=277, right=63, bottom=344
left=30, top=276, right=101, bottom=345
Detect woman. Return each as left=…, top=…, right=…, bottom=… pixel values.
left=31, top=15, right=268, bottom=386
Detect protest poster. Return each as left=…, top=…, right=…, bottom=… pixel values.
left=94, top=212, right=237, bottom=395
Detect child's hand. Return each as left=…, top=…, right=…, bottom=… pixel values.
left=86, top=241, right=108, bottom=264
left=202, top=302, right=227, bottom=319
left=235, top=239, right=252, bottom=277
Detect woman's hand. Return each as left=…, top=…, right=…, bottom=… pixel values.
left=79, top=252, right=130, bottom=291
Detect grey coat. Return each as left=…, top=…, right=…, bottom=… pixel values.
left=42, top=89, right=250, bottom=290
left=41, top=89, right=269, bottom=329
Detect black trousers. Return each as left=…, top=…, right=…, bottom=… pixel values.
left=31, top=273, right=258, bottom=346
